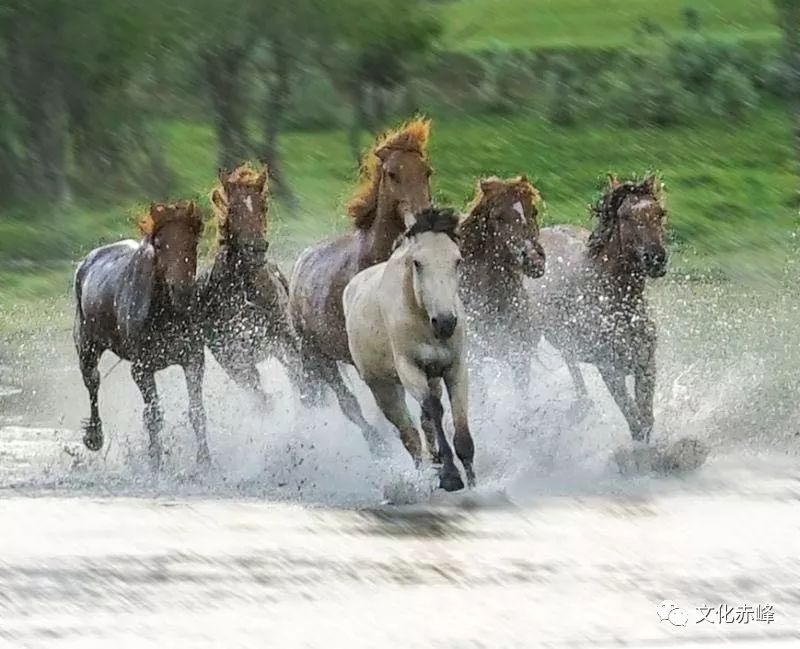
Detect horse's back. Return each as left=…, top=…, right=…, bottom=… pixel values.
left=75, top=240, right=138, bottom=319
left=289, top=233, right=361, bottom=358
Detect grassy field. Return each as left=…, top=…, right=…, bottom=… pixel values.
left=442, top=0, right=779, bottom=51
left=1, top=103, right=796, bottom=335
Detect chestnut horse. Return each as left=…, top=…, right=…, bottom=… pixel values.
left=73, top=201, right=209, bottom=469
left=531, top=175, right=668, bottom=443
left=198, top=164, right=298, bottom=410
left=289, top=119, right=432, bottom=449
left=458, top=176, right=545, bottom=403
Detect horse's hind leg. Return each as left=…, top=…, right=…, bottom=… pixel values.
left=368, top=379, right=422, bottom=465
left=77, top=342, right=103, bottom=451
left=131, top=364, right=163, bottom=471
left=317, top=357, right=386, bottom=456
left=211, top=348, right=274, bottom=413
left=184, top=352, right=210, bottom=467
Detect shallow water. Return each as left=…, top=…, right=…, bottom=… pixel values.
left=1, top=279, right=799, bottom=647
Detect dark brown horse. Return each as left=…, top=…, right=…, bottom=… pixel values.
left=458, top=176, right=545, bottom=402
left=289, top=119, right=433, bottom=450
left=198, top=164, right=298, bottom=410
left=73, top=201, right=208, bottom=469
left=530, top=175, right=668, bottom=443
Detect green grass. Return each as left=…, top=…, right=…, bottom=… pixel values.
left=1, top=105, right=796, bottom=333
left=441, top=0, right=779, bottom=51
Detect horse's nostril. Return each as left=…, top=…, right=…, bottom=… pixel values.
left=432, top=314, right=457, bottom=339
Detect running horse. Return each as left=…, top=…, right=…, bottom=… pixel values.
left=458, top=176, right=545, bottom=404
left=289, top=119, right=433, bottom=450
left=344, top=207, right=475, bottom=491
left=531, top=175, right=668, bottom=443
left=198, top=164, right=298, bottom=410
left=73, top=201, right=209, bottom=469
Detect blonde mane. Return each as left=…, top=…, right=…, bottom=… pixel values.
left=461, top=175, right=541, bottom=236
left=209, top=162, right=268, bottom=243
left=345, top=118, right=431, bottom=230
left=138, top=201, right=202, bottom=238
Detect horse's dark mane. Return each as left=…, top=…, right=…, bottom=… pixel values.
left=405, top=207, right=460, bottom=242
left=587, top=178, right=661, bottom=258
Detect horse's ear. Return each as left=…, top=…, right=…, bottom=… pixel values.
left=644, top=173, right=661, bottom=195
left=211, top=188, right=227, bottom=211
left=256, top=168, right=268, bottom=193
left=375, top=145, right=391, bottom=162
left=117, top=241, right=156, bottom=340
left=479, top=178, right=502, bottom=194
left=217, top=167, right=230, bottom=186
left=606, top=173, right=620, bottom=189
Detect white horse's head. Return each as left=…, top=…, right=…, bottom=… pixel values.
left=403, top=208, right=462, bottom=340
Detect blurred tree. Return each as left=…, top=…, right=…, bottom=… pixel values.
left=0, top=0, right=176, bottom=205
left=772, top=0, right=800, bottom=170
left=192, top=1, right=260, bottom=172
left=317, top=0, right=441, bottom=161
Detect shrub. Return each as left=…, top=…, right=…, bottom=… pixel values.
left=707, top=63, right=759, bottom=120
left=542, top=56, right=580, bottom=125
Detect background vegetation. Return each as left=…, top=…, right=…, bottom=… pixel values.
left=1, top=0, right=798, bottom=332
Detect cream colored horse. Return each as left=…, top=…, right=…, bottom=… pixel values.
left=343, top=207, right=475, bottom=492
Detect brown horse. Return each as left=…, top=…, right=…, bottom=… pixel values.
left=198, top=164, right=298, bottom=410
left=289, top=119, right=433, bottom=449
left=458, top=176, right=545, bottom=403
left=531, top=175, right=668, bottom=443
left=74, top=201, right=208, bottom=469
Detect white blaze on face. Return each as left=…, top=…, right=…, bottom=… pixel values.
left=244, top=195, right=254, bottom=214
left=512, top=201, right=525, bottom=221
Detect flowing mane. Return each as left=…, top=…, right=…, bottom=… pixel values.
left=346, top=118, right=431, bottom=230
left=209, top=163, right=268, bottom=243
left=459, top=176, right=540, bottom=248
left=138, top=201, right=202, bottom=238
left=587, top=174, right=663, bottom=258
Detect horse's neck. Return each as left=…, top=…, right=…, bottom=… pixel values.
left=587, top=249, right=646, bottom=305
left=462, top=253, right=523, bottom=310
left=358, top=200, right=403, bottom=269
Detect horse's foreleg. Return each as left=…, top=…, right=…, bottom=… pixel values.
left=397, top=357, right=463, bottom=492
left=367, top=379, right=421, bottom=465
left=421, top=378, right=443, bottom=464
left=597, top=363, right=643, bottom=442
left=131, top=364, right=163, bottom=471
left=184, top=353, right=211, bottom=467
left=633, top=332, right=657, bottom=444
left=444, top=360, right=476, bottom=488
left=77, top=343, right=103, bottom=451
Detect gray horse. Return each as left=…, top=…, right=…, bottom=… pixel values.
left=530, top=175, right=667, bottom=442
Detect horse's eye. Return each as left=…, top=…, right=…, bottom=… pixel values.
left=413, top=260, right=422, bottom=271
left=425, top=168, right=432, bottom=179
left=387, top=170, right=398, bottom=182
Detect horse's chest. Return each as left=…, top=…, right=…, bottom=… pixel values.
left=414, top=343, right=454, bottom=377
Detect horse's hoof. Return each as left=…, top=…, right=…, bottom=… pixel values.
left=439, top=469, right=465, bottom=492
left=82, top=421, right=103, bottom=452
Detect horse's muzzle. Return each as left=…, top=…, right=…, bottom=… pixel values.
left=431, top=314, right=457, bottom=340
